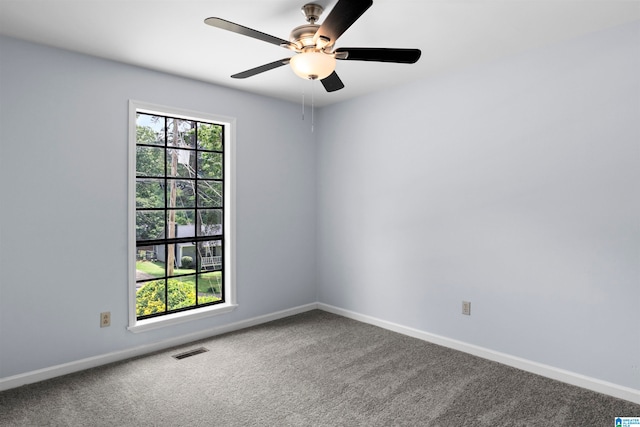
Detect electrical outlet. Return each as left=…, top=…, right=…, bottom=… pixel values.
left=462, top=301, right=471, bottom=316
left=100, top=312, right=111, bottom=328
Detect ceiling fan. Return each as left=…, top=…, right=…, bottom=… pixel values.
left=204, top=0, right=421, bottom=92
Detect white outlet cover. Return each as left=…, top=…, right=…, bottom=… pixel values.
left=100, top=312, right=111, bottom=327
left=462, top=301, right=471, bottom=315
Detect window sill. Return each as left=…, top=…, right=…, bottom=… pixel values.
left=128, top=303, right=238, bottom=333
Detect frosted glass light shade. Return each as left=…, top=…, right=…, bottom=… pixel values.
left=290, top=52, right=336, bottom=80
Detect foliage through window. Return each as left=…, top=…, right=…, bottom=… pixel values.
left=134, top=109, right=227, bottom=320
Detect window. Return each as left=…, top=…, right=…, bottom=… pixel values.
left=128, top=101, right=236, bottom=332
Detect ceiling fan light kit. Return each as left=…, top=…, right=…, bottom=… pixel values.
left=204, top=0, right=421, bottom=92
left=290, top=51, right=336, bottom=80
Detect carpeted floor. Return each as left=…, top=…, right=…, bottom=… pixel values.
left=1, top=310, right=638, bottom=426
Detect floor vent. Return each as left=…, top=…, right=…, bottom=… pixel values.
left=172, top=347, right=209, bottom=360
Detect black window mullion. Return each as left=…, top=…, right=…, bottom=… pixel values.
left=219, top=125, right=225, bottom=306
left=163, top=117, right=169, bottom=313
left=194, top=123, right=200, bottom=306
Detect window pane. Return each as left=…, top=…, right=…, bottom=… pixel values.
left=197, top=123, right=223, bottom=151
left=136, top=211, right=165, bottom=240
left=167, top=275, right=196, bottom=311
left=167, top=179, right=195, bottom=208
left=136, top=146, right=165, bottom=177
left=167, top=148, right=195, bottom=178
left=136, top=245, right=164, bottom=279
left=198, top=240, right=222, bottom=270
left=200, top=209, right=222, bottom=236
left=198, top=272, right=222, bottom=302
left=136, top=178, right=165, bottom=208
left=136, top=114, right=164, bottom=145
left=136, top=279, right=166, bottom=317
left=197, top=181, right=223, bottom=208
left=167, top=210, right=196, bottom=238
left=168, top=119, right=195, bottom=148
left=176, top=242, right=197, bottom=273
left=198, top=152, right=222, bottom=179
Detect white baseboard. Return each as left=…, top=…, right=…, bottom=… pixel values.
left=3, top=301, right=638, bottom=405
left=0, top=303, right=319, bottom=392
left=318, top=303, right=640, bottom=405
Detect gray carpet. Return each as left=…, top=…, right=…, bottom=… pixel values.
left=1, top=310, right=638, bottom=426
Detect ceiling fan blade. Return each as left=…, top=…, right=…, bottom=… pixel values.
left=315, top=0, right=373, bottom=47
left=231, top=58, right=291, bottom=79
left=321, top=71, right=345, bottom=92
left=205, top=17, right=291, bottom=47
left=335, top=48, right=422, bottom=64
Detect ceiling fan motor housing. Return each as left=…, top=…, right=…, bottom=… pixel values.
left=290, top=24, right=320, bottom=49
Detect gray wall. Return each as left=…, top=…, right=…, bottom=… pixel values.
left=0, top=36, right=317, bottom=378
left=316, top=21, right=639, bottom=390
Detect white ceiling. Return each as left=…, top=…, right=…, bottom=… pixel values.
left=1, top=0, right=638, bottom=106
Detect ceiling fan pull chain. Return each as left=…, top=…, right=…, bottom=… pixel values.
left=311, top=78, right=315, bottom=133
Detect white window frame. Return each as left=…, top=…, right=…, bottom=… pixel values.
left=127, top=100, right=237, bottom=333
